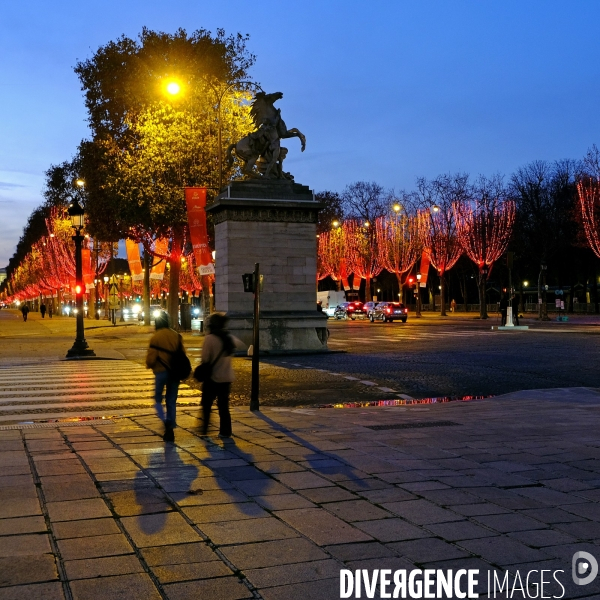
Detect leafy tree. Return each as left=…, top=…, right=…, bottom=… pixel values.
left=74, top=27, right=257, bottom=323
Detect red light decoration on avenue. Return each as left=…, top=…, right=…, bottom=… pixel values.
left=577, top=178, right=600, bottom=258
left=317, top=225, right=348, bottom=289
left=4, top=207, right=109, bottom=306
left=345, top=219, right=384, bottom=302
left=454, top=193, right=515, bottom=319
left=376, top=212, right=422, bottom=298
left=421, top=205, right=463, bottom=315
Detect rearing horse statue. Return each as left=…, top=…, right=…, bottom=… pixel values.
left=226, top=91, right=306, bottom=180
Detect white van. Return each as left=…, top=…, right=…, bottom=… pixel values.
left=317, top=290, right=347, bottom=317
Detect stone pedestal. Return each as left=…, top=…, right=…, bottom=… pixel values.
left=207, top=180, right=328, bottom=353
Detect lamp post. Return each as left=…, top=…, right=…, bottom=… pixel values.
left=538, top=262, right=549, bottom=321
left=66, top=198, right=95, bottom=358
left=416, top=272, right=422, bottom=317
left=103, top=275, right=109, bottom=318
left=119, top=275, right=125, bottom=322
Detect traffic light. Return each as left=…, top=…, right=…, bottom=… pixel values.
left=242, top=273, right=255, bottom=293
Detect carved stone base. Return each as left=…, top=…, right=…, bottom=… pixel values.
left=207, top=181, right=328, bottom=352
left=227, top=312, right=329, bottom=354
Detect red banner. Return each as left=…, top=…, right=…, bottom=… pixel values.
left=126, top=240, right=144, bottom=282
left=82, top=248, right=93, bottom=287
left=151, top=238, right=169, bottom=280
left=185, top=187, right=214, bottom=276
left=420, top=250, right=430, bottom=286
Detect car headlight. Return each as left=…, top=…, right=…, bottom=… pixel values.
left=193, top=308, right=200, bottom=315
left=152, top=310, right=161, bottom=318
left=131, top=305, right=141, bottom=314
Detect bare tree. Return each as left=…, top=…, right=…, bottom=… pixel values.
left=416, top=174, right=468, bottom=315
left=341, top=181, right=395, bottom=225
left=509, top=160, right=579, bottom=320
left=455, top=175, right=515, bottom=319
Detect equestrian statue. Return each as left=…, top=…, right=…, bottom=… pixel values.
left=226, top=91, right=306, bottom=181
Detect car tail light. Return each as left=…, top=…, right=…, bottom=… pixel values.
left=404, top=308, right=408, bottom=313
left=386, top=308, right=391, bottom=313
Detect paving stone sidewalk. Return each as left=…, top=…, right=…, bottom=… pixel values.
left=1, top=388, right=600, bottom=599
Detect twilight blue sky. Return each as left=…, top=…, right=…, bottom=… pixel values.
left=1, top=1, right=600, bottom=266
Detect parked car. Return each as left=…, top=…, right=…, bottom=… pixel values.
left=362, top=301, right=380, bottom=319
left=333, top=301, right=365, bottom=320
left=370, top=302, right=408, bottom=323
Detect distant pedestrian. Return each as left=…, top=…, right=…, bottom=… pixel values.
left=450, top=299, right=457, bottom=313
left=146, top=311, right=184, bottom=442
left=40, top=303, right=46, bottom=319
left=511, top=294, right=520, bottom=326
left=499, top=294, right=508, bottom=326
left=20, top=305, right=29, bottom=322
left=198, top=313, right=244, bottom=439
left=48, top=303, right=53, bottom=319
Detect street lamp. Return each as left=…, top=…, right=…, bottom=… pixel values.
left=66, top=199, right=95, bottom=358
left=416, top=272, right=422, bottom=318
left=163, top=77, right=262, bottom=191
left=103, top=275, right=109, bottom=318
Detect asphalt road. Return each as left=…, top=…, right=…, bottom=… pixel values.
left=1, top=309, right=600, bottom=413
left=263, top=314, right=600, bottom=401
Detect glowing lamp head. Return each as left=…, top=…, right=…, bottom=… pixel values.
left=393, top=204, right=401, bottom=213
left=332, top=220, right=340, bottom=229
left=76, top=179, right=85, bottom=188
left=67, top=199, right=85, bottom=229
left=166, top=81, right=181, bottom=95
left=75, top=285, right=82, bottom=295
left=432, top=205, right=440, bottom=213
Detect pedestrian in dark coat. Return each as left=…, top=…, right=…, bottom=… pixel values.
left=511, top=295, right=520, bottom=325
left=48, top=303, right=53, bottom=318
left=40, top=303, right=46, bottom=318
left=499, top=294, right=508, bottom=326
left=21, top=305, right=29, bottom=321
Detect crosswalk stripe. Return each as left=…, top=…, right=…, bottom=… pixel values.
left=0, top=360, right=201, bottom=423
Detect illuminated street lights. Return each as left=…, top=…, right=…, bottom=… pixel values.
left=164, top=77, right=262, bottom=190
left=66, top=198, right=95, bottom=358
left=416, top=272, right=422, bottom=317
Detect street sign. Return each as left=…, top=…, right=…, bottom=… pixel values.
left=242, top=273, right=264, bottom=293
left=109, top=275, right=120, bottom=309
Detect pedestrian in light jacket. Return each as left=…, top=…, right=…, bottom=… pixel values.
left=146, top=311, right=183, bottom=442
left=199, top=313, right=244, bottom=438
